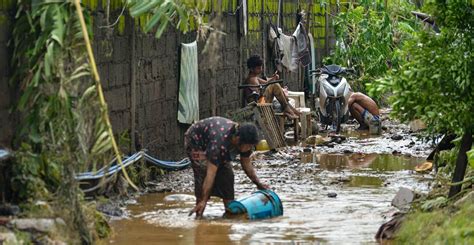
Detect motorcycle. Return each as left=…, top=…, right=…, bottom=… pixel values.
left=311, top=65, right=354, bottom=133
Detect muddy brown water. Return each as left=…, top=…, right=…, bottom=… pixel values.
left=108, top=151, right=431, bottom=244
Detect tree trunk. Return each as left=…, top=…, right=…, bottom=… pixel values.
left=448, top=130, right=472, bottom=198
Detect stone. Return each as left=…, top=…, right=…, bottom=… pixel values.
left=9, top=218, right=57, bottom=233
left=391, top=134, right=403, bottom=141
left=391, top=187, right=414, bottom=209
left=409, top=119, right=426, bottom=132
left=327, top=192, right=337, bottom=198
left=305, top=135, right=332, bottom=146
left=0, top=231, right=18, bottom=244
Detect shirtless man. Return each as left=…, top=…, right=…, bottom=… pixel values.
left=244, top=55, right=300, bottom=119
left=348, top=92, right=380, bottom=130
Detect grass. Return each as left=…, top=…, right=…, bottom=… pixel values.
left=396, top=197, right=474, bottom=244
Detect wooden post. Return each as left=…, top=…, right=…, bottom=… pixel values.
left=130, top=24, right=137, bottom=152
left=261, top=0, right=266, bottom=74
left=448, top=130, right=473, bottom=198
left=325, top=3, right=329, bottom=57
left=238, top=0, right=244, bottom=107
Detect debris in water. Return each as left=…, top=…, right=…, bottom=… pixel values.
left=327, top=192, right=337, bottom=198
left=391, top=135, right=403, bottom=140
left=414, top=161, right=433, bottom=172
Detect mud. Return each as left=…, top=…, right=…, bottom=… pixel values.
left=107, top=114, right=435, bottom=244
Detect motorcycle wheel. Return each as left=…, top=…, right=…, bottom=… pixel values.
left=334, top=102, right=342, bottom=133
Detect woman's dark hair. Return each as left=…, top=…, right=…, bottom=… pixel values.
left=247, top=55, right=263, bottom=69
left=238, top=123, right=260, bottom=145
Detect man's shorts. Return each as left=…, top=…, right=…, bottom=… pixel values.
left=362, top=109, right=380, bottom=125
left=187, top=150, right=235, bottom=200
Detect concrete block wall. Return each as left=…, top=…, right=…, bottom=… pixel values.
left=92, top=11, right=244, bottom=160
left=92, top=9, right=325, bottom=160
left=0, top=4, right=336, bottom=159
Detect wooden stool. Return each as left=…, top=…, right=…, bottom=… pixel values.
left=298, top=109, right=312, bottom=139
left=275, top=113, right=300, bottom=142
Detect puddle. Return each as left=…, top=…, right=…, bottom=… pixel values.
left=301, top=152, right=425, bottom=172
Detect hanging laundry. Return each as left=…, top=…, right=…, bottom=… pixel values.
left=178, top=41, right=199, bottom=124
left=293, top=23, right=311, bottom=67
left=275, top=28, right=299, bottom=72
left=269, top=23, right=311, bottom=73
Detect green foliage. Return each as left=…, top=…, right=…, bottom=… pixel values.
left=468, top=147, right=474, bottom=168
left=396, top=201, right=474, bottom=244
left=420, top=196, right=447, bottom=211
left=326, top=1, right=421, bottom=95
left=11, top=1, right=113, bottom=200
left=94, top=211, right=111, bottom=239
left=126, top=0, right=206, bottom=38
left=437, top=148, right=459, bottom=176
left=11, top=144, right=60, bottom=200
left=370, top=1, right=474, bottom=134
left=10, top=1, right=117, bottom=243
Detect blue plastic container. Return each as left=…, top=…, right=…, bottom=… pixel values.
left=227, top=190, right=283, bottom=220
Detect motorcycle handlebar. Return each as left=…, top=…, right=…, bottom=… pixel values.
left=238, top=79, right=283, bottom=89
left=310, top=67, right=356, bottom=75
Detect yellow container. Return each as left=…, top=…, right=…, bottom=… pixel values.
left=256, top=140, right=270, bottom=151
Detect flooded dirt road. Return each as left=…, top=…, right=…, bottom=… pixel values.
left=108, top=120, right=434, bottom=244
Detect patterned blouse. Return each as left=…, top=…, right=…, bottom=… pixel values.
left=185, top=117, right=252, bottom=166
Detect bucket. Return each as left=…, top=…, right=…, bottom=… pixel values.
left=227, top=190, right=283, bottom=220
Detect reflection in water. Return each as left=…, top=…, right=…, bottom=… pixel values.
left=348, top=176, right=384, bottom=187
left=109, top=153, right=428, bottom=244
left=301, top=153, right=425, bottom=172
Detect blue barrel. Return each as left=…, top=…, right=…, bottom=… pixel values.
left=227, top=190, right=283, bottom=220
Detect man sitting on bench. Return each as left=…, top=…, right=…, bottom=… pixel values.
left=243, top=55, right=300, bottom=119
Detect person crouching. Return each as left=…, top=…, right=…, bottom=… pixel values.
left=185, top=116, right=269, bottom=218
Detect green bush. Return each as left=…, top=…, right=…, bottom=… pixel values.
left=327, top=1, right=421, bottom=98
left=371, top=0, right=474, bottom=135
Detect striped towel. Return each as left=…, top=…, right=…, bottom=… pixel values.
left=178, top=41, right=199, bottom=124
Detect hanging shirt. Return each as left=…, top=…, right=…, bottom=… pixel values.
left=293, top=23, right=311, bottom=67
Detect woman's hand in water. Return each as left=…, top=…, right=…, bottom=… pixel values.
left=189, top=200, right=207, bottom=218
left=256, top=182, right=270, bottom=190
